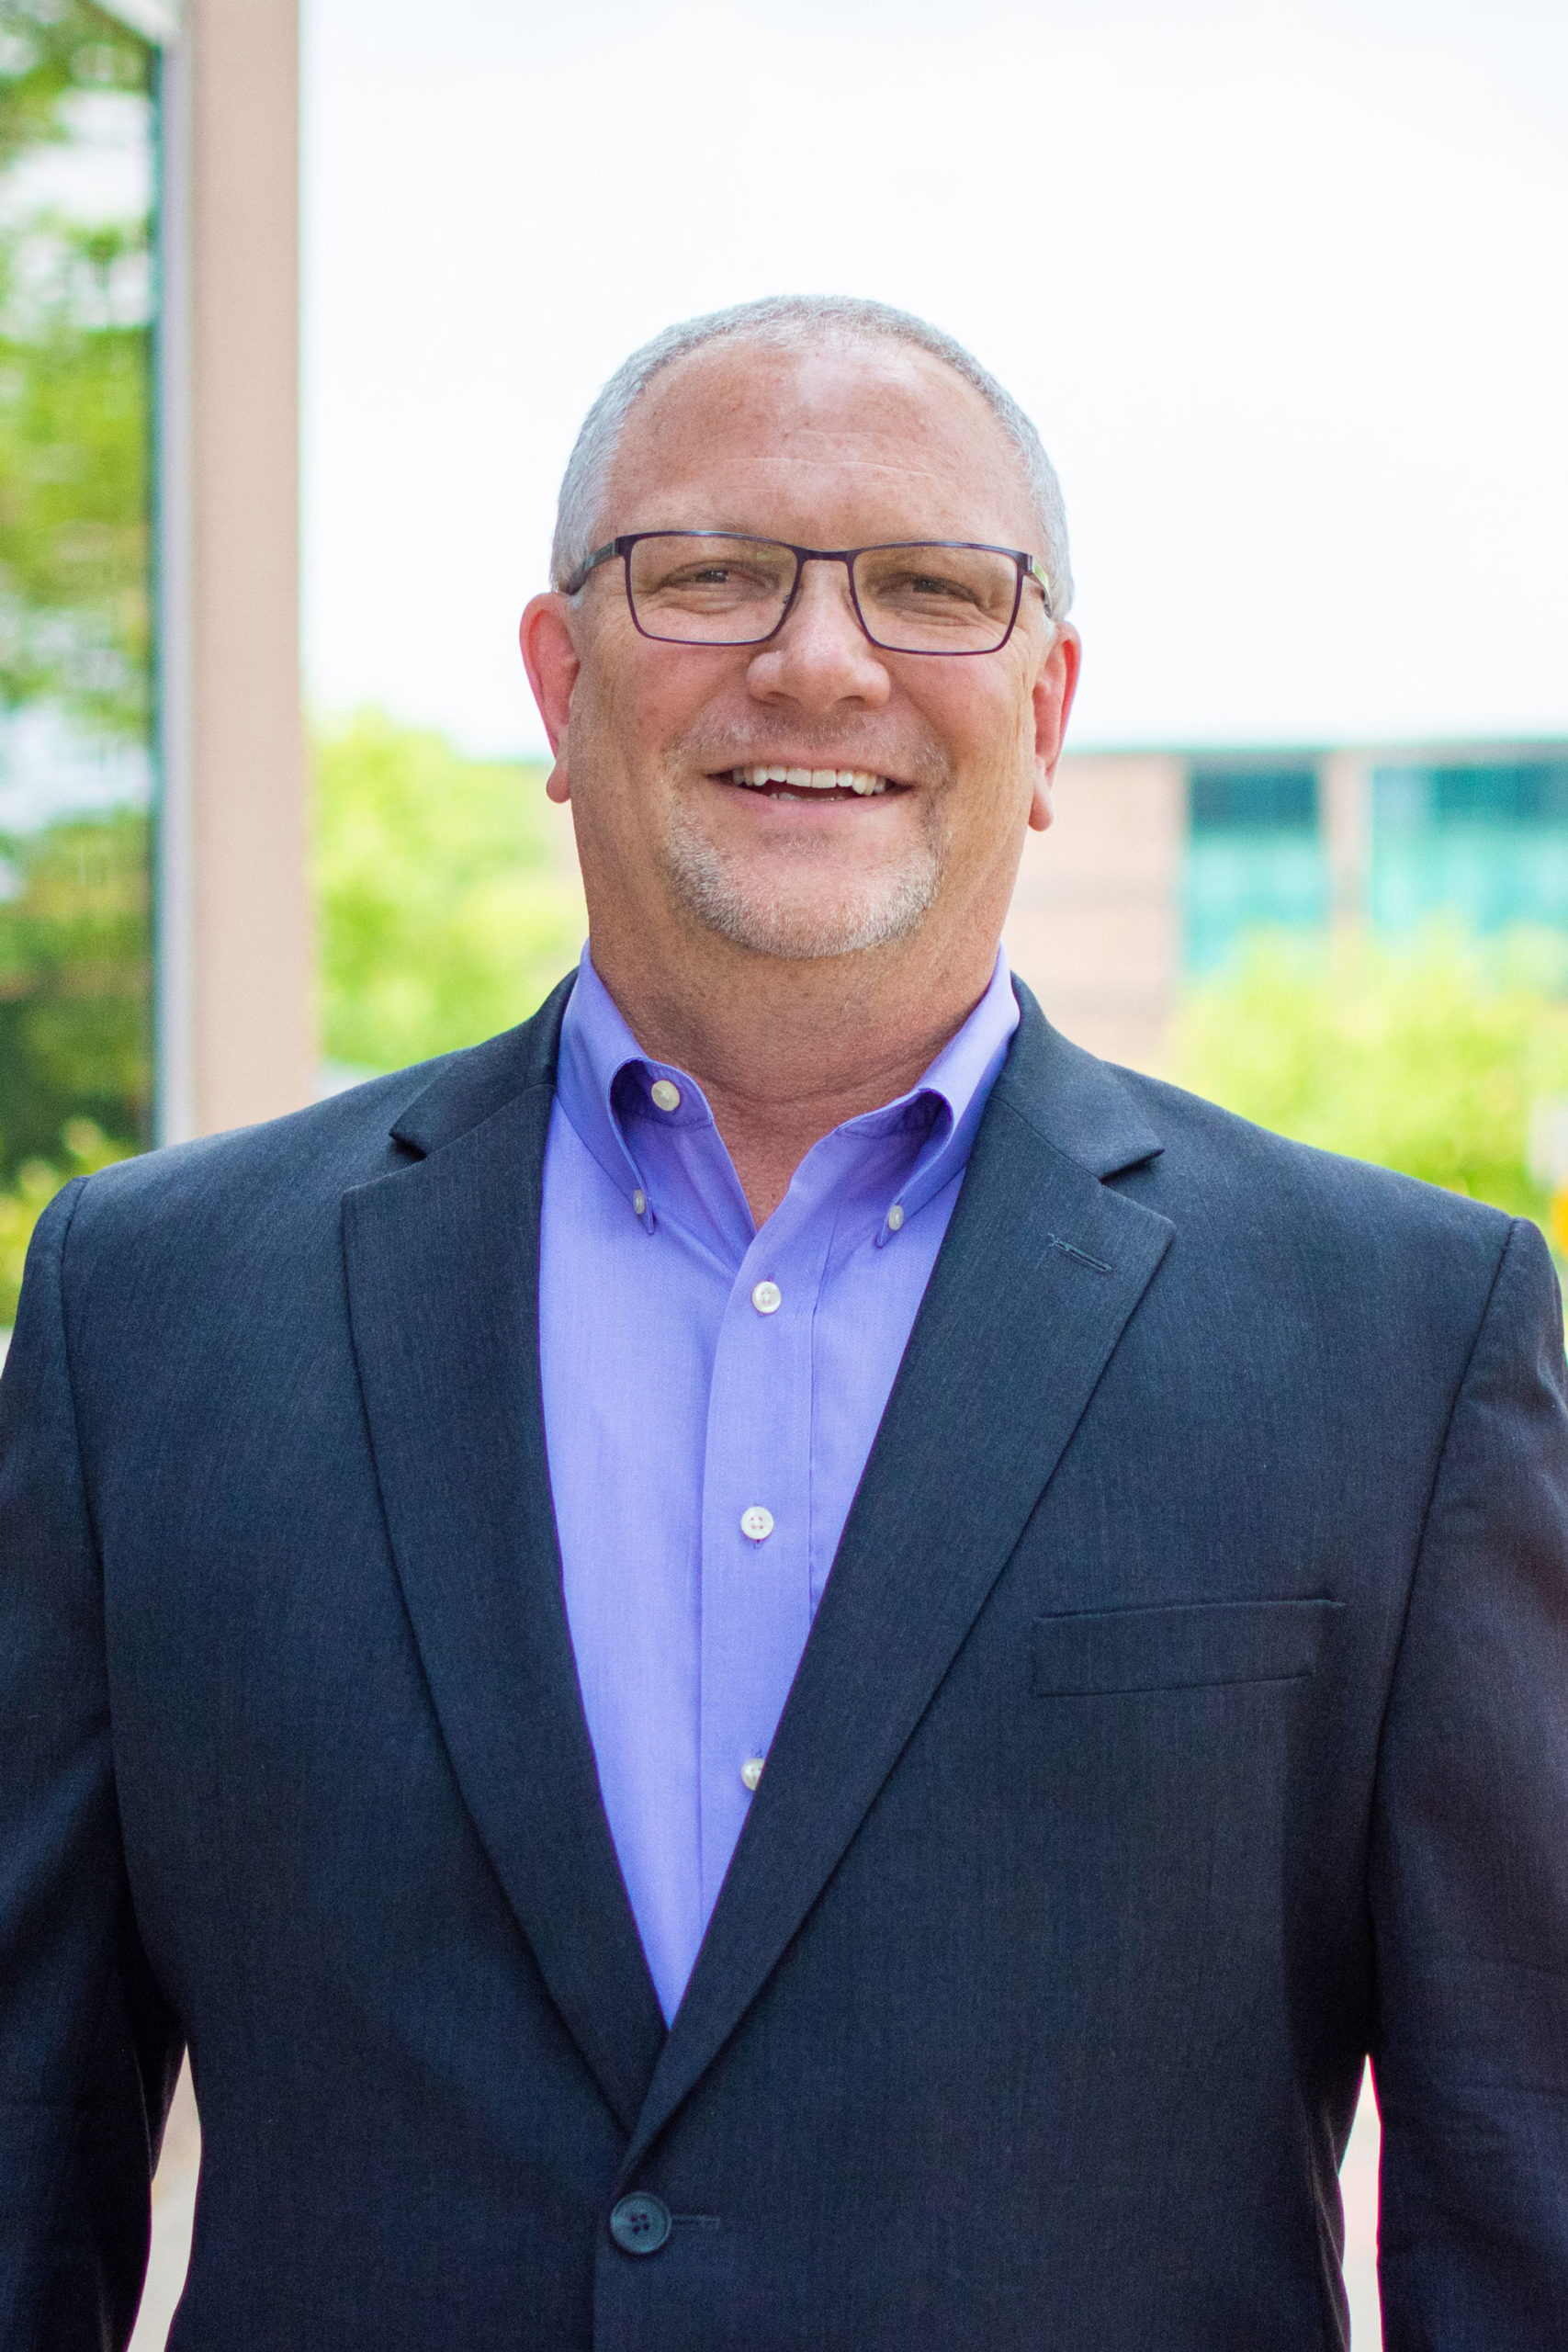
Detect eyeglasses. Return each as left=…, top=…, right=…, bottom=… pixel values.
left=564, top=532, right=1052, bottom=656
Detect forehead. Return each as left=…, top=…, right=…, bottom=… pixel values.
left=603, top=336, right=1038, bottom=550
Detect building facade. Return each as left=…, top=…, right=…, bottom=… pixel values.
left=1006, top=739, right=1568, bottom=1072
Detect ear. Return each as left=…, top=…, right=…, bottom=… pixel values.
left=1028, top=623, right=1081, bottom=832
left=520, top=594, right=581, bottom=803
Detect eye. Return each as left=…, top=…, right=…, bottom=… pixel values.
left=903, top=571, right=981, bottom=605
left=647, top=560, right=781, bottom=598
left=670, top=563, right=751, bottom=588
left=874, top=567, right=984, bottom=608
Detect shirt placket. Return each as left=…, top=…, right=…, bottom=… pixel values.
left=696, top=1194, right=835, bottom=1917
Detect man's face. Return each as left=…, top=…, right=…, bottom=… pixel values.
left=525, top=338, right=1077, bottom=971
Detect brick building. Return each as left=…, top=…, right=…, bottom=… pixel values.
left=1006, top=739, right=1568, bottom=1072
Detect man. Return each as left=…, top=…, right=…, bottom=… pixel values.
left=1, top=295, right=1565, bottom=2349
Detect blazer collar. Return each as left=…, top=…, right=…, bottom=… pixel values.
left=387, top=969, right=1161, bottom=1183
left=991, top=981, right=1166, bottom=1182
left=388, top=973, right=574, bottom=1159
left=346, top=974, right=667, bottom=2134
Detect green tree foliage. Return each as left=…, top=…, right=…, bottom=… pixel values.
left=0, top=802, right=150, bottom=1320
left=1172, top=925, right=1568, bottom=1222
left=0, top=806, right=150, bottom=1172
left=0, top=4, right=152, bottom=738
left=0, top=1, right=145, bottom=175
left=0, top=716, right=589, bottom=1325
left=0, top=5, right=154, bottom=1318
left=0, top=216, right=152, bottom=733
left=0, top=1108, right=127, bottom=1322
left=314, top=710, right=584, bottom=1075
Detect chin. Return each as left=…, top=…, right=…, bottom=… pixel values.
left=670, top=850, right=940, bottom=959
left=660, top=801, right=947, bottom=960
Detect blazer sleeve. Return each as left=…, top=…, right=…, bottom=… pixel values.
left=0, top=1182, right=183, bottom=2351
left=1370, top=1213, right=1568, bottom=2347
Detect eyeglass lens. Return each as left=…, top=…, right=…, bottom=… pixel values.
left=625, top=536, right=1023, bottom=653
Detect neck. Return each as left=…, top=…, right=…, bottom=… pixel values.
left=587, top=920, right=1000, bottom=1226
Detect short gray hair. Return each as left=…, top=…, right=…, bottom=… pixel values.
left=550, top=294, right=1074, bottom=620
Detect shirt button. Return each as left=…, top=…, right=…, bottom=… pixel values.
left=886, top=1203, right=905, bottom=1232
left=631, top=1189, right=646, bottom=1216
left=649, top=1079, right=682, bottom=1113
left=739, top=1505, right=774, bottom=1542
left=740, top=1757, right=765, bottom=1791
left=750, top=1279, right=782, bottom=1315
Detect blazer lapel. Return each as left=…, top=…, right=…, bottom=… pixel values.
left=626, top=994, right=1173, bottom=2168
left=342, top=988, right=666, bottom=2135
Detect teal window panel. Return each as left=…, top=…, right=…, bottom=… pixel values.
left=1371, top=828, right=1568, bottom=934
left=1183, top=834, right=1329, bottom=972
left=1183, top=763, right=1326, bottom=971
left=1371, top=762, right=1568, bottom=934
left=1190, top=765, right=1318, bottom=831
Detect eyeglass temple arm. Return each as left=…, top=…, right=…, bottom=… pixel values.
left=1023, top=556, right=1054, bottom=618
left=562, top=539, right=624, bottom=597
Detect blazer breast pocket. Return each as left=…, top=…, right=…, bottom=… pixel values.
left=1030, top=1596, right=1343, bottom=1696
left=1021, top=1596, right=1345, bottom=2087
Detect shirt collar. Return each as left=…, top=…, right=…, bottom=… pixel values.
left=553, top=952, right=691, bottom=1227
left=553, top=942, right=1020, bottom=1235
left=870, top=942, right=1018, bottom=1236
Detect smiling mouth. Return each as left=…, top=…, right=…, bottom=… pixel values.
left=724, top=764, right=897, bottom=799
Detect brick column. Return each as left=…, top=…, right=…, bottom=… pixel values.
left=1321, top=749, right=1373, bottom=939
left=156, top=0, right=311, bottom=1140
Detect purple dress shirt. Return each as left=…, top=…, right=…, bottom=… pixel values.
left=539, top=946, right=1020, bottom=2021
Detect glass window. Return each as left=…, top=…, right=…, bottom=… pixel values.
left=0, top=1, right=156, bottom=1226
left=1371, top=758, right=1568, bottom=935
left=1183, top=762, right=1326, bottom=971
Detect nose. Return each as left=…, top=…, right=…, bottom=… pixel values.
left=744, top=558, right=892, bottom=714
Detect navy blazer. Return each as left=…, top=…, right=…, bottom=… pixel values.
left=2, top=979, right=1566, bottom=2349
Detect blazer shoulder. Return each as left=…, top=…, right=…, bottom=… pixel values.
left=1002, top=996, right=1514, bottom=1270
left=1123, top=1063, right=1503, bottom=1216
left=1095, top=1061, right=1519, bottom=1313
left=59, top=976, right=575, bottom=1264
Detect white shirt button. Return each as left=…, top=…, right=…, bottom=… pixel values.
left=739, top=1505, right=774, bottom=1542
left=886, top=1203, right=905, bottom=1232
left=649, top=1078, right=682, bottom=1113
left=740, top=1757, right=765, bottom=1791
left=750, top=1280, right=782, bottom=1315
left=632, top=1189, right=646, bottom=1216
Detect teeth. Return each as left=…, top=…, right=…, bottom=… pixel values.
left=730, top=766, right=888, bottom=796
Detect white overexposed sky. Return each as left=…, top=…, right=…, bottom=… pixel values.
left=301, top=0, right=1568, bottom=758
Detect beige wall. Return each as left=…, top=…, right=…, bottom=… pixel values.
left=1003, top=752, right=1186, bottom=1073
left=1321, top=749, right=1372, bottom=940
left=158, top=0, right=311, bottom=1141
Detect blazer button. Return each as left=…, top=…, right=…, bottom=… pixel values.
left=609, top=2191, right=672, bottom=2256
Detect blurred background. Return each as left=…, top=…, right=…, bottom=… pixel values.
left=1, top=1, right=1563, bottom=2343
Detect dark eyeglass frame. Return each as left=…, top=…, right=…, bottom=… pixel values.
left=563, top=531, right=1054, bottom=655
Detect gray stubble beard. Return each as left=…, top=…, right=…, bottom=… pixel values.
left=660, top=794, right=950, bottom=961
